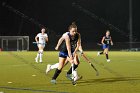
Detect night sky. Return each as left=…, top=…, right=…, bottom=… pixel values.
left=0, top=0, right=140, bottom=50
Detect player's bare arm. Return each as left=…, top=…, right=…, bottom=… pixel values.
left=45, top=37, right=49, bottom=43
left=65, top=35, right=73, bottom=63
left=101, top=36, right=105, bottom=45
left=35, top=36, right=38, bottom=43
left=55, top=37, right=64, bottom=50
left=110, top=36, right=113, bottom=45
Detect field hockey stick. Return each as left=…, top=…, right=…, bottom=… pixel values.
left=89, top=63, right=99, bottom=76
left=97, top=43, right=102, bottom=46
left=81, top=53, right=99, bottom=76
left=32, top=42, right=47, bottom=45
left=71, top=63, right=74, bottom=80
left=97, top=43, right=113, bottom=46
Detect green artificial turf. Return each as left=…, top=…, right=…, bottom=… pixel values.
left=0, top=51, right=140, bottom=93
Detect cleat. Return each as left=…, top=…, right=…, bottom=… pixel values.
left=46, top=64, right=51, bottom=74
left=74, top=76, right=82, bottom=82
left=97, top=52, right=100, bottom=56
left=107, top=59, right=110, bottom=62
left=51, top=79, right=56, bottom=84
left=35, top=58, right=38, bottom=63
left=72, top=80, right=77, bottom=85
left=66, top=74, right=72, bottom=81
left=39, top=60, right=42, bottom=63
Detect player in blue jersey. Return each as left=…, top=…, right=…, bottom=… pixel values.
left=97, top=30, right=113, bottom=62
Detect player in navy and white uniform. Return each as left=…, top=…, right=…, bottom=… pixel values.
left=46, top=34, right=83, bottom=82
left=51, top=23, right=81, bottom=84
left=35, top=28, right=48, bottom=63
left=97, top=30, right=113, bottom=62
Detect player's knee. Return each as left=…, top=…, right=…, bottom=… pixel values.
left=58, top=66, right=63, bottom=70
left=39, top=50, right=43, bottom=53
left=105, top=51, right=108, bottom=54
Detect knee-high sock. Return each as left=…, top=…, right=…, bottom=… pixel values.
left=52, top=69, right=61, bottom=80
left=39, top=50, right=43, bottom=61
left=50, top=63, right=59, bottom=70
left=100, top=51, right=103, bottom=55
left=39, top=53, right=43, bottom=61
left=73, top=70, right=78, bottom=78
left=105, top=53, right=109, bottom=59
left=36, top=53, right=40, bottom=59
left=67, top=64, right=78, bottom=74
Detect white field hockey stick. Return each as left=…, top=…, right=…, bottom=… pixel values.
left=32, top=42, right=46, bottom=44
left=71, top=63, right=77, bottom=85
left=71, top=63, right=74, bottom=80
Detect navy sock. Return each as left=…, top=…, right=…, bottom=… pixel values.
left=52, top=69, right=61, bottom=80
left=67, top=64, right=78, bottom=74
left=100, top=51, right=103, bottom=55
left=106, top=54, right=109, bottom=59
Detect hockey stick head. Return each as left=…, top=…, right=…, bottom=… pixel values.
left=90, top=63, right=99, bottom=76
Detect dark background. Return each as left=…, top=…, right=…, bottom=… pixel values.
left=0, top=0, right=140, bottom=50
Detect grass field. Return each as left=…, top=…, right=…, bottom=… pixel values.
left=0, top=51, right=140, bottom=93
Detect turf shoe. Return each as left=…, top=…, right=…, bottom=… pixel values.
left=35, top=57, right=38, bottom=63
left=107, top=59, right=111, bottom=62
left=39, top=59, right=42, bottom=63
left=72, top=79, right=77, bottom=85
left=51, top=79, right=56, bottom=84
left=46, top=64, right=51, bottom=74
left=97, top=52, right=100, bottom=56
left=66, top=74, right=72, bottom=80
left=74, top=76, right=82, bottom=82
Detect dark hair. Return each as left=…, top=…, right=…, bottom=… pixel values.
left=72, top=21, right=76, bottom=25
left=41, top=27, right=47, bottom=30
left=68, top=22, right=77, bottom=30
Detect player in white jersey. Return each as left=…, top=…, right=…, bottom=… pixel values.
left=35, top=28, right=48, bottom=63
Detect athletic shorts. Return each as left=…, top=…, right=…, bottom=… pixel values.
left=102, top=44, right=109, bottom=49
left=59, top=51, right=74, bottom=58
left=38, top=44, right=45, bottom=48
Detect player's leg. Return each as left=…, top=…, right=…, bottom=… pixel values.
left=51, top=51, right=68, bottom=84
left=72, top=55, right=81, bottom=85
left=51, top=57, right=66, bottom=84
left=46, top=59, right=69, bottom=74
left=66, top=55, right=79, bottom=76
left=39, top=49, right=43, bottom=62
left=35, top=44, right=41, bottom=63
left=46, top=63, right=59, bottom=74
left=38, top=45, right=45, bottom=63
left=97, top=44, right=105, bottom=56
left=66, top=54, right=80, bottom=81
left=35, top=51, right=40, bottom=63
left=104, top=48, right=110, bottom=62
left=73, top=69, right=82, bottom=82
left=97, top=51, right=103, bottom=56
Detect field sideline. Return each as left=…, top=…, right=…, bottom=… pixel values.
left=0, top=51, right=140, bottom=93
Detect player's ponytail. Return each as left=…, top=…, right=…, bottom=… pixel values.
left=72, top=22, right=76, bottom=25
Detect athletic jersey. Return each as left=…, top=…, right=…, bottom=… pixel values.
left=103, top=36, right=111, bottom=45
left=60, top=32, right=79, bottom=53
left=36, top=33, right=48, bottom=44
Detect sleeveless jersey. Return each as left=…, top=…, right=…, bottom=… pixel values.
left=60, top=32, right=79, bottom=53
left=103, top=36, right=111, bottom=45
left=36, top=33, right=48, bottom=44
